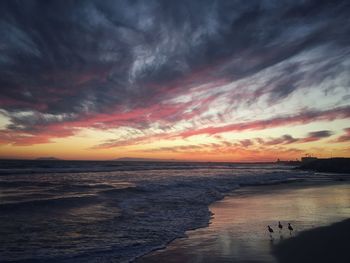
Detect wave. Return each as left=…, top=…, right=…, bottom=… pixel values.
left=1, top=164, right=343, bottom=263
left=0, top=195, right=99, bottom=212
left=66, top=170, right=312, bottom=262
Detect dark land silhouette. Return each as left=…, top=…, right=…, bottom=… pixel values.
left=298, top=157, right=350, bottom=173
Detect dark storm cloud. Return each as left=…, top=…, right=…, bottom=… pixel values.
left=0, top=0, right=350, bottom=133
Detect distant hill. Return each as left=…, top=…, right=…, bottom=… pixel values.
left=35, top=157, right=61, bottom=161
left=113, top=157, right=182, bottom=162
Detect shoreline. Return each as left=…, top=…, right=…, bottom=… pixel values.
left=129, top=176, right=346, bottom=263
left=136, top=180, right=350, bottom=263
left=131, top=180, right=340, bottom=263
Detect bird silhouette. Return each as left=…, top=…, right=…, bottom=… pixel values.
left=288, top=223, right=294, bottom=235
left=267, top=225, right=274, bottom=239
left=278, top=221, right=283, bottom=232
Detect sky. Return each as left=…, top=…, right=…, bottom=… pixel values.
left=0, top=0, right=349, bottom=162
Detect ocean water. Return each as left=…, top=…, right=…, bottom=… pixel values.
left=0, top=160, right=338, bottom=262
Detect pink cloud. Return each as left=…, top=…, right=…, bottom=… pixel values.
left=178, top=106, right=350, bottom=138
left=333, top=128, right=350, bottom=142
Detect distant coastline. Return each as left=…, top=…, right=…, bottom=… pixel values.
left=35, top=157, right=61, bottom=161
left=113, top=157, right=183, bottom=162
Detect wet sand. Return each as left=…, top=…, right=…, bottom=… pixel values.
left=273, top=218, right=350, bottom=263
left=136, top=182, right=350, bottom=263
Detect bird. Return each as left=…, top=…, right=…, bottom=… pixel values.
left=267, top=225, right=274, bottom=239
left=288, top=223, right=294, bottom=235
left=278, top=221, right=283, bottom=232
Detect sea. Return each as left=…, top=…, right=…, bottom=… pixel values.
left=0, top=160, right=342, bottom=263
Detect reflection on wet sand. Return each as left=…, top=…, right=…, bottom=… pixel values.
left=137, top=183, right=350, bottom=263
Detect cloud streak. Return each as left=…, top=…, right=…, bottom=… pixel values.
left=333, top=128, right=350, bottom=142
left=178, top=106, right=350, bottom=139
left=0, top=0, right=349, bottom=159
left=95, top=106, right=349, bottom=149
left=256, top=130, right=333, bottom=146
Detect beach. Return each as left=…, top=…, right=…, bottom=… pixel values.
left=137, top=182, right=350, bottom=263
left=273, top=218, right=350, bottom=263
left=1, top=161, right=349, bottom=262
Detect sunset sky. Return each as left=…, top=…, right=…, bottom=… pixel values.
left=0, top=0, right=349, bottom=161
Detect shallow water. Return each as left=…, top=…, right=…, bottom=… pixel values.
left=138, top=183, right=350, bottom=263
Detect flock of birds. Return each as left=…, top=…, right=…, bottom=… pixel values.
left=267, top=221, right=293, bottom=239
